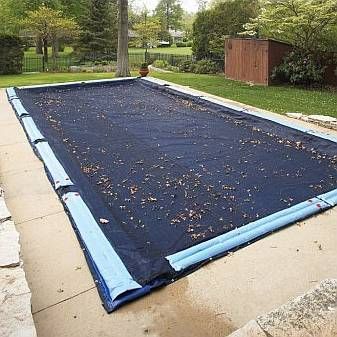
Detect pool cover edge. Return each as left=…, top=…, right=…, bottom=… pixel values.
left=166, top=197, right=331, bottom=271
left=35, top=142, right=74, bottom=189
left=15, top=77, right=137, bottom=90
left=62, top=193, right=143, bottom=309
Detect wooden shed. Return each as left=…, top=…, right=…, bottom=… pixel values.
left=224, top=38, right=292, bottom=85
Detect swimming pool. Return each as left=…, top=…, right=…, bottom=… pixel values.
left=7, top=77, right=337, bottom=312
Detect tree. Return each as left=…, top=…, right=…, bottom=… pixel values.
left=116, top=0, right=130, bottom=77
left=154, top=0, right=183, bottom=31
left=78, top=0, right=118, bottom=56
left=0, top=34, right=24, bottom=74
left=133, top=13, right=161, bottom=48
left=0, top=0, right=18, bottom=34
left=0, top=0, right=64, bottom=53
left=181, top=12, right=195, bottom=40
left=23, top=6, right=78, bottom=67
left=0, top=0, right=62, bottom=35
left=60, top=0, right=88, bottom=20
left=243, top=0, right=337, bottom=53
left=197, top=0, right=208, bottom=11
left=192, top=0, right=258, bottom=60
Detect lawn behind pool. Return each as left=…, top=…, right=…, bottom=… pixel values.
left=0, top=71, right=336, bottom=118
left=152, top=72, right=337, bottom=118
left=129, top=47, right=192, bottom=55
left=24, top=46, right=74, bottom=58
left=25, top=46, right=192, bottom=57
left=0, top=72, right=120, bottom=88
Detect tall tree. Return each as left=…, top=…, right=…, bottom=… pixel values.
left=197, top=0, right=208, bottom=11
left=78, top=0, right=118, bottom=56
left=243, top=0, right=337, bottom=53
left=23, top=6, right=78, bottom=66
left=116, top=0, right=130, bottom=77
left=60, top=0, right=88, bottom=20
left=0, top=0, right=62, bottom=35
left=181, top=12, right=195, bottom=40
left=0, top=0, right=18, bottom=34
left=192, top=0, right=258, bottom=59
left=154, top=0, right=183, bottom=31
left=133, top=14, right=161, bottom=49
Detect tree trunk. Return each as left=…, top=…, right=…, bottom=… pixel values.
left=43, top=39, right=48, bottom=63
left=51, top=37, right=58, bottom=70
left=166, top=2, right=169, bottom=31
left=36, top=36, right=43, bottom=55
left=116, top=0, right=130, bottom=77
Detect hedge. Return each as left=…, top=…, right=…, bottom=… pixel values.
left=0, top=35, right=24, bottom=75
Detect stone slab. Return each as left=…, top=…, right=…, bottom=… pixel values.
left=257, top=279, right=337, bottom=337
left=0, top=188, right=11, bottom=221
left=286, top=112, right=303, bottom=119
left=0, top=220, right=20, bottom=267
left=308, top=115, right=337, bottom=123
left=0, top=266, right=37, bottom=337
left=227, top=320, right=266, bottom=337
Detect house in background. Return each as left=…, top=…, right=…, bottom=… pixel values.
left=169, top=30, right=184, bottom=44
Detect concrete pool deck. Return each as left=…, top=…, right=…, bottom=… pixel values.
left=0, top=81, right=337, bottom=337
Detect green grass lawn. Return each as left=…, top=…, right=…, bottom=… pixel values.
left=0, top=72, right=121, bottom=88
left=129, top=47, right=192, bottom=55
left=24, top=46, right=74, bottom=58
left=25, top=46, right=192, bottom=57
left=1, top=71, right=336, bottom=118
left=152, top=72, right=337, bottom=118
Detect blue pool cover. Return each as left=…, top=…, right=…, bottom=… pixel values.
left=7, top=78, right=337, bottom=312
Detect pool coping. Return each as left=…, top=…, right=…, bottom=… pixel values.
left=228, top=279, right=337, bottom=337
left=0, top=187, right=37, bottom=337
left=5, top=76, right=337, bottom=312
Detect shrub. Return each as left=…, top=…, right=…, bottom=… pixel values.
left=58, top=44, right=65, bottom=52
left=166, top=65, right=180, bottom=72
left=176, top=41, right=193, bottom=47
left=153, top=59, right=168, bottom=69
left=272, top=50, right=326, bottom=86
left=192, top=0, right=258, bottom=60
left=178, top=60, right=193, bottom=72
left=158, top=30, right=173, bottom=46
left=193, top=59, right=218, bottom=74
left=0, top=35, right=24, bottom=75
left=178, top=59, right=219, bottom=74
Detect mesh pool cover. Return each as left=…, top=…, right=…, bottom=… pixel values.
left=8, top=78, right=337, bottom=312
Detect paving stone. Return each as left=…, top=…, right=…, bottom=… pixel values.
left=286, top=112, right=303, bottom=119
left=227, top=320, right=266, bottom=337
left=308, top=115, right=337, bottom=123
left=0, top=266, right=37, bottom=337
left=0, top=220, right=20, bottom=267
left=257, top=279, right=337, bottom=337
left=0, top=188, right=11, bottom=222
